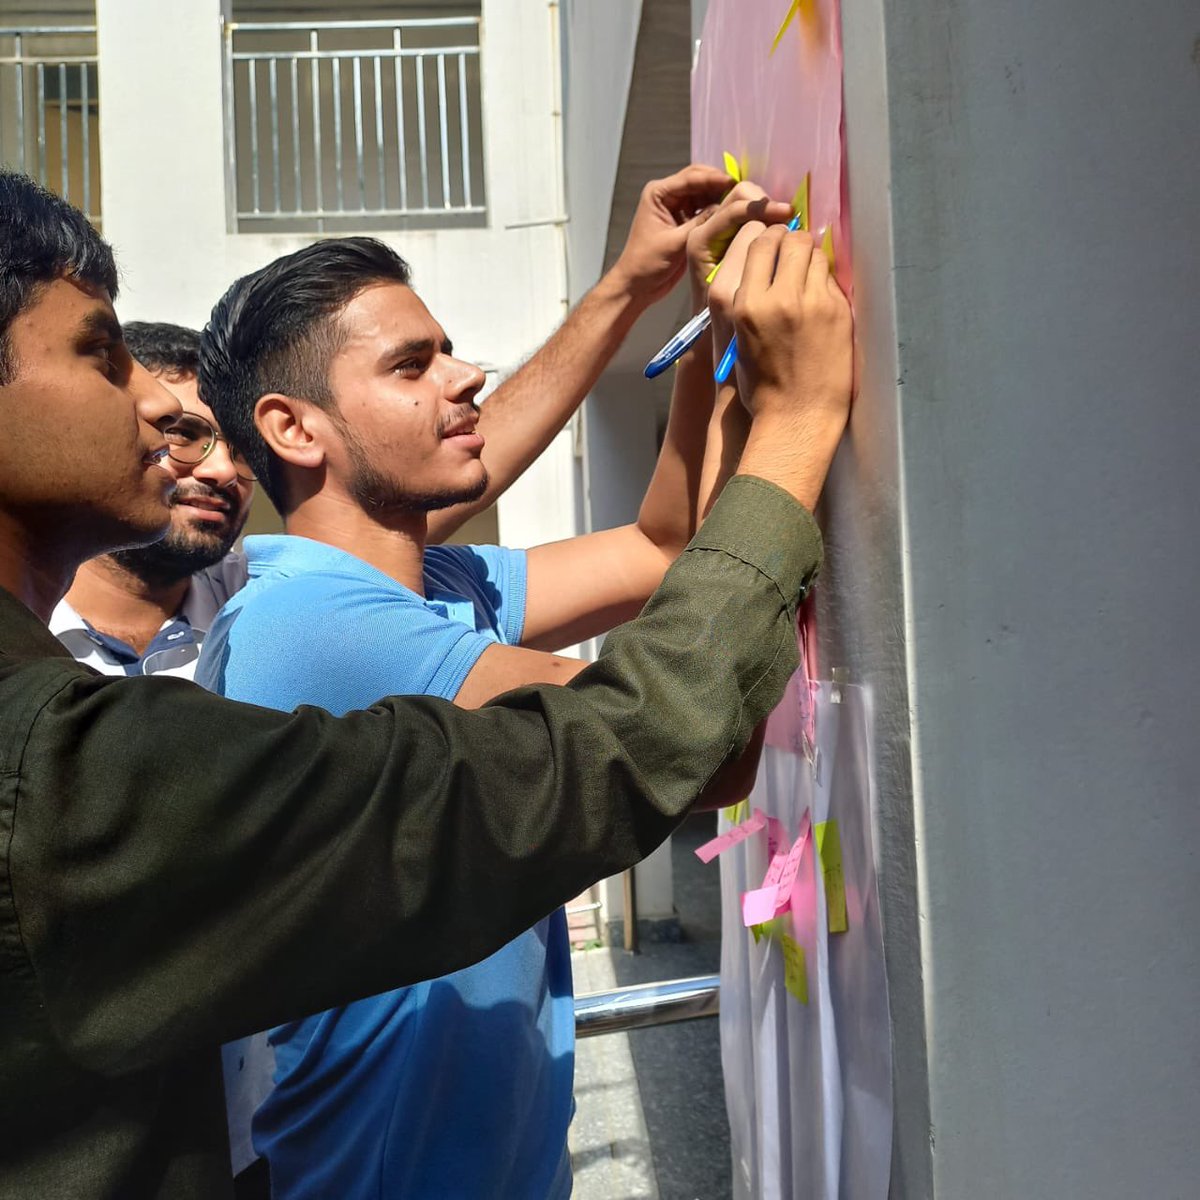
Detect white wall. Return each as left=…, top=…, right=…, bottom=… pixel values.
left=559, top=0, right=641, bottom=301
left=96, top=0, right=576, bottom=549
left=834, top=0, right=1200, bottom=1195
left=558, top=0, right=679, bottom=925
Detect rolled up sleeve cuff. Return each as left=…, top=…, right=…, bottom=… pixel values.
left=686, top=475, right=824, bottom=611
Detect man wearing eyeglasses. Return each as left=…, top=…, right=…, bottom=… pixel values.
left=51, top=323, right=258, bottom=676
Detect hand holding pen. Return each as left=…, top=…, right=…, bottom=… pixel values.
left=711, top=222, right=853, bottom=509
left=644, top=184, right=793, bottom=379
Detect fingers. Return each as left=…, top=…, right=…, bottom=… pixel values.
left=734, top=225, right=793, bottom=313
left=709, top=221, right=766, bottom=319
left=690, top=196, right=794, bottom=246
left=774, top=228, right=817, bottom=296
left=648, top=163, right=736, bottom=220
left=687, top=181, right=795, bottom=307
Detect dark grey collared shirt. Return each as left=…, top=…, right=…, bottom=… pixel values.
left=0, top=476, right=821, bottom=1198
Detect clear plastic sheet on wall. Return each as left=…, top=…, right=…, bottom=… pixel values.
left=718, top=682, right=892, bottom=1199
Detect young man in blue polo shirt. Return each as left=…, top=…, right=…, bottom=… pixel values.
left=196, top=174, right=846, bottom=1197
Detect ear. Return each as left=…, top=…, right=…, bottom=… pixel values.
left=254, top=393, right=330, bottom=470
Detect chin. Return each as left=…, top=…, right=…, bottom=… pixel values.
left=104, top=513, right=173, bottom=555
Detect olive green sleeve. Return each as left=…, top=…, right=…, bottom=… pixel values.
left=8, top=476, right=821, bottom=1072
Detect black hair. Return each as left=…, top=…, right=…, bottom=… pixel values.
left=0, top=170, right=119, bottom=385
left=200, top=237, right=412, bottom=513
left=123, top=321, right=201, bottom=381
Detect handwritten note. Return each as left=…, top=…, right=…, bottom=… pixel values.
left=780, top=934, right=808, bottom=1003
left=695, top=807, right=767, bottom=865
left=742, top=809, right=812, bottom=926
left=814, top=819, right=848, bottom=933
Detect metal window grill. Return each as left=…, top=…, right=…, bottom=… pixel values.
left=223, top=16, right=486, bottom=232
left=0, top=26, right=100, bottom=225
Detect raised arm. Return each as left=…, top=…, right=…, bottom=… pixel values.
left=426, top=164, right=733, bottom=543
left=518, top=186, right=793, bottom=652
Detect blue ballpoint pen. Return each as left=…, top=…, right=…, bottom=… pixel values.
left=714, top=213, right=805, bottom=384
left=643, top=307, right=713, bottom=379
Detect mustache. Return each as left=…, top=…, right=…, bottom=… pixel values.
left=436, top=403, right=480, bottom=437
left=170, top=483, right=235, bottom=511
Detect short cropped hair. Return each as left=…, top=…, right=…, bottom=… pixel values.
left=200, top=237, right=412, bottom=513
left=124, top=321, right=201, bottom=382
left=0, top=171, right=118, bottom=385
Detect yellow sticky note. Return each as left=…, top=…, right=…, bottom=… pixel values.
left=821, top=224, right=836, bottom=270
left=815, top=820, right=848, bottom=933
left=751, top=916, right=783, bottom=945
left=791, top=172, right=810, bottom=232
left=723, top=799, right=749, bottom=826
left=780, top=934, right=808, bottom=1003
left=723, top=151, right=742, bottom=182
left=705, top=261, right=721, bottom=285
left=771, top=1, right=803, bottom=54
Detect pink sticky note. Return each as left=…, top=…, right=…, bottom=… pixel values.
left=743, top=878, right=785, bottom=926
left=741, top=811, right=812, bottom=927
left=694, top=807, right=767, bottom=865
left=765, top=815, right=788, bottom=858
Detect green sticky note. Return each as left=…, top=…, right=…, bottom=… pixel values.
left=723, top=799, right=749, bottom=826
left=815, top=819, right=848, bottom=933
left=771, top=1, right=803, bottom=55
left=751, top=916, right=783, bottom=945
left=821, top=224, right=836, bottom=270
left=791, top=173, right=810, bottom=232
left=780, top=934, right=808, bottom=1003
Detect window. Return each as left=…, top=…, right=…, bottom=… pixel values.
left=0, top=23, right=100, bottom=224
left=223, top=10, right=485, bottom=232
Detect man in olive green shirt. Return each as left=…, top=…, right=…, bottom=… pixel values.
left=0, top=170, right=851, bottom=1197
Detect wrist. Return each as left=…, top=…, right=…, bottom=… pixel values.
left=737, top=416, right=844, bottom=512
left=594, top=261, right=654, bottom=314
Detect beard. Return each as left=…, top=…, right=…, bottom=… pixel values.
left=108, top=486, right=248, bottom=587
left=342, top=422, right=489, bottom=514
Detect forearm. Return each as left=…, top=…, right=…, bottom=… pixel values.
left=428, top=271, right=647, bottom=542
left=693, top=721, right=767, bottom=812
left=736, top=412, right=844, bottom=513
left=697, top=381, right=751, bottom=521
left=15, top=477, right=820, bottom=1068
left=635, top=328, right=718, bottom=554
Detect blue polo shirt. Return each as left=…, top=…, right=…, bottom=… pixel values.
left=196, top=535, right=574, bottom=1200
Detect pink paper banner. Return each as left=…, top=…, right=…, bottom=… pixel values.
left=695, top=806, right=769, bottom=865
left=692, top=0, right=851, bottom=294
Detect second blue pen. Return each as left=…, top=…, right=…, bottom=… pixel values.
left=713, top=213, right=804, bottom=384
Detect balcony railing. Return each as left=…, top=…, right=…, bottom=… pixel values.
left=0, top=26, right=100, bottom=225
left=223, top=16, right=485, bottom=232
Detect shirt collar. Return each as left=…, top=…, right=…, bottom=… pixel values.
left=244, top=535, right=474, bottom=617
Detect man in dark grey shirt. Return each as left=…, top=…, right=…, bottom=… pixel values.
left=0, top=170, right=852, bottom=1196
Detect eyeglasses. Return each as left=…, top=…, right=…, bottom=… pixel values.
left=163, top=413, right=256, bottom=482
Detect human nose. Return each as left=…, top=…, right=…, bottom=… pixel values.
left=190, top=435, right=241, bottom=489
left=446, top=356, right=486, bottom=404
left=133, top=361, right=181, bottom=432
